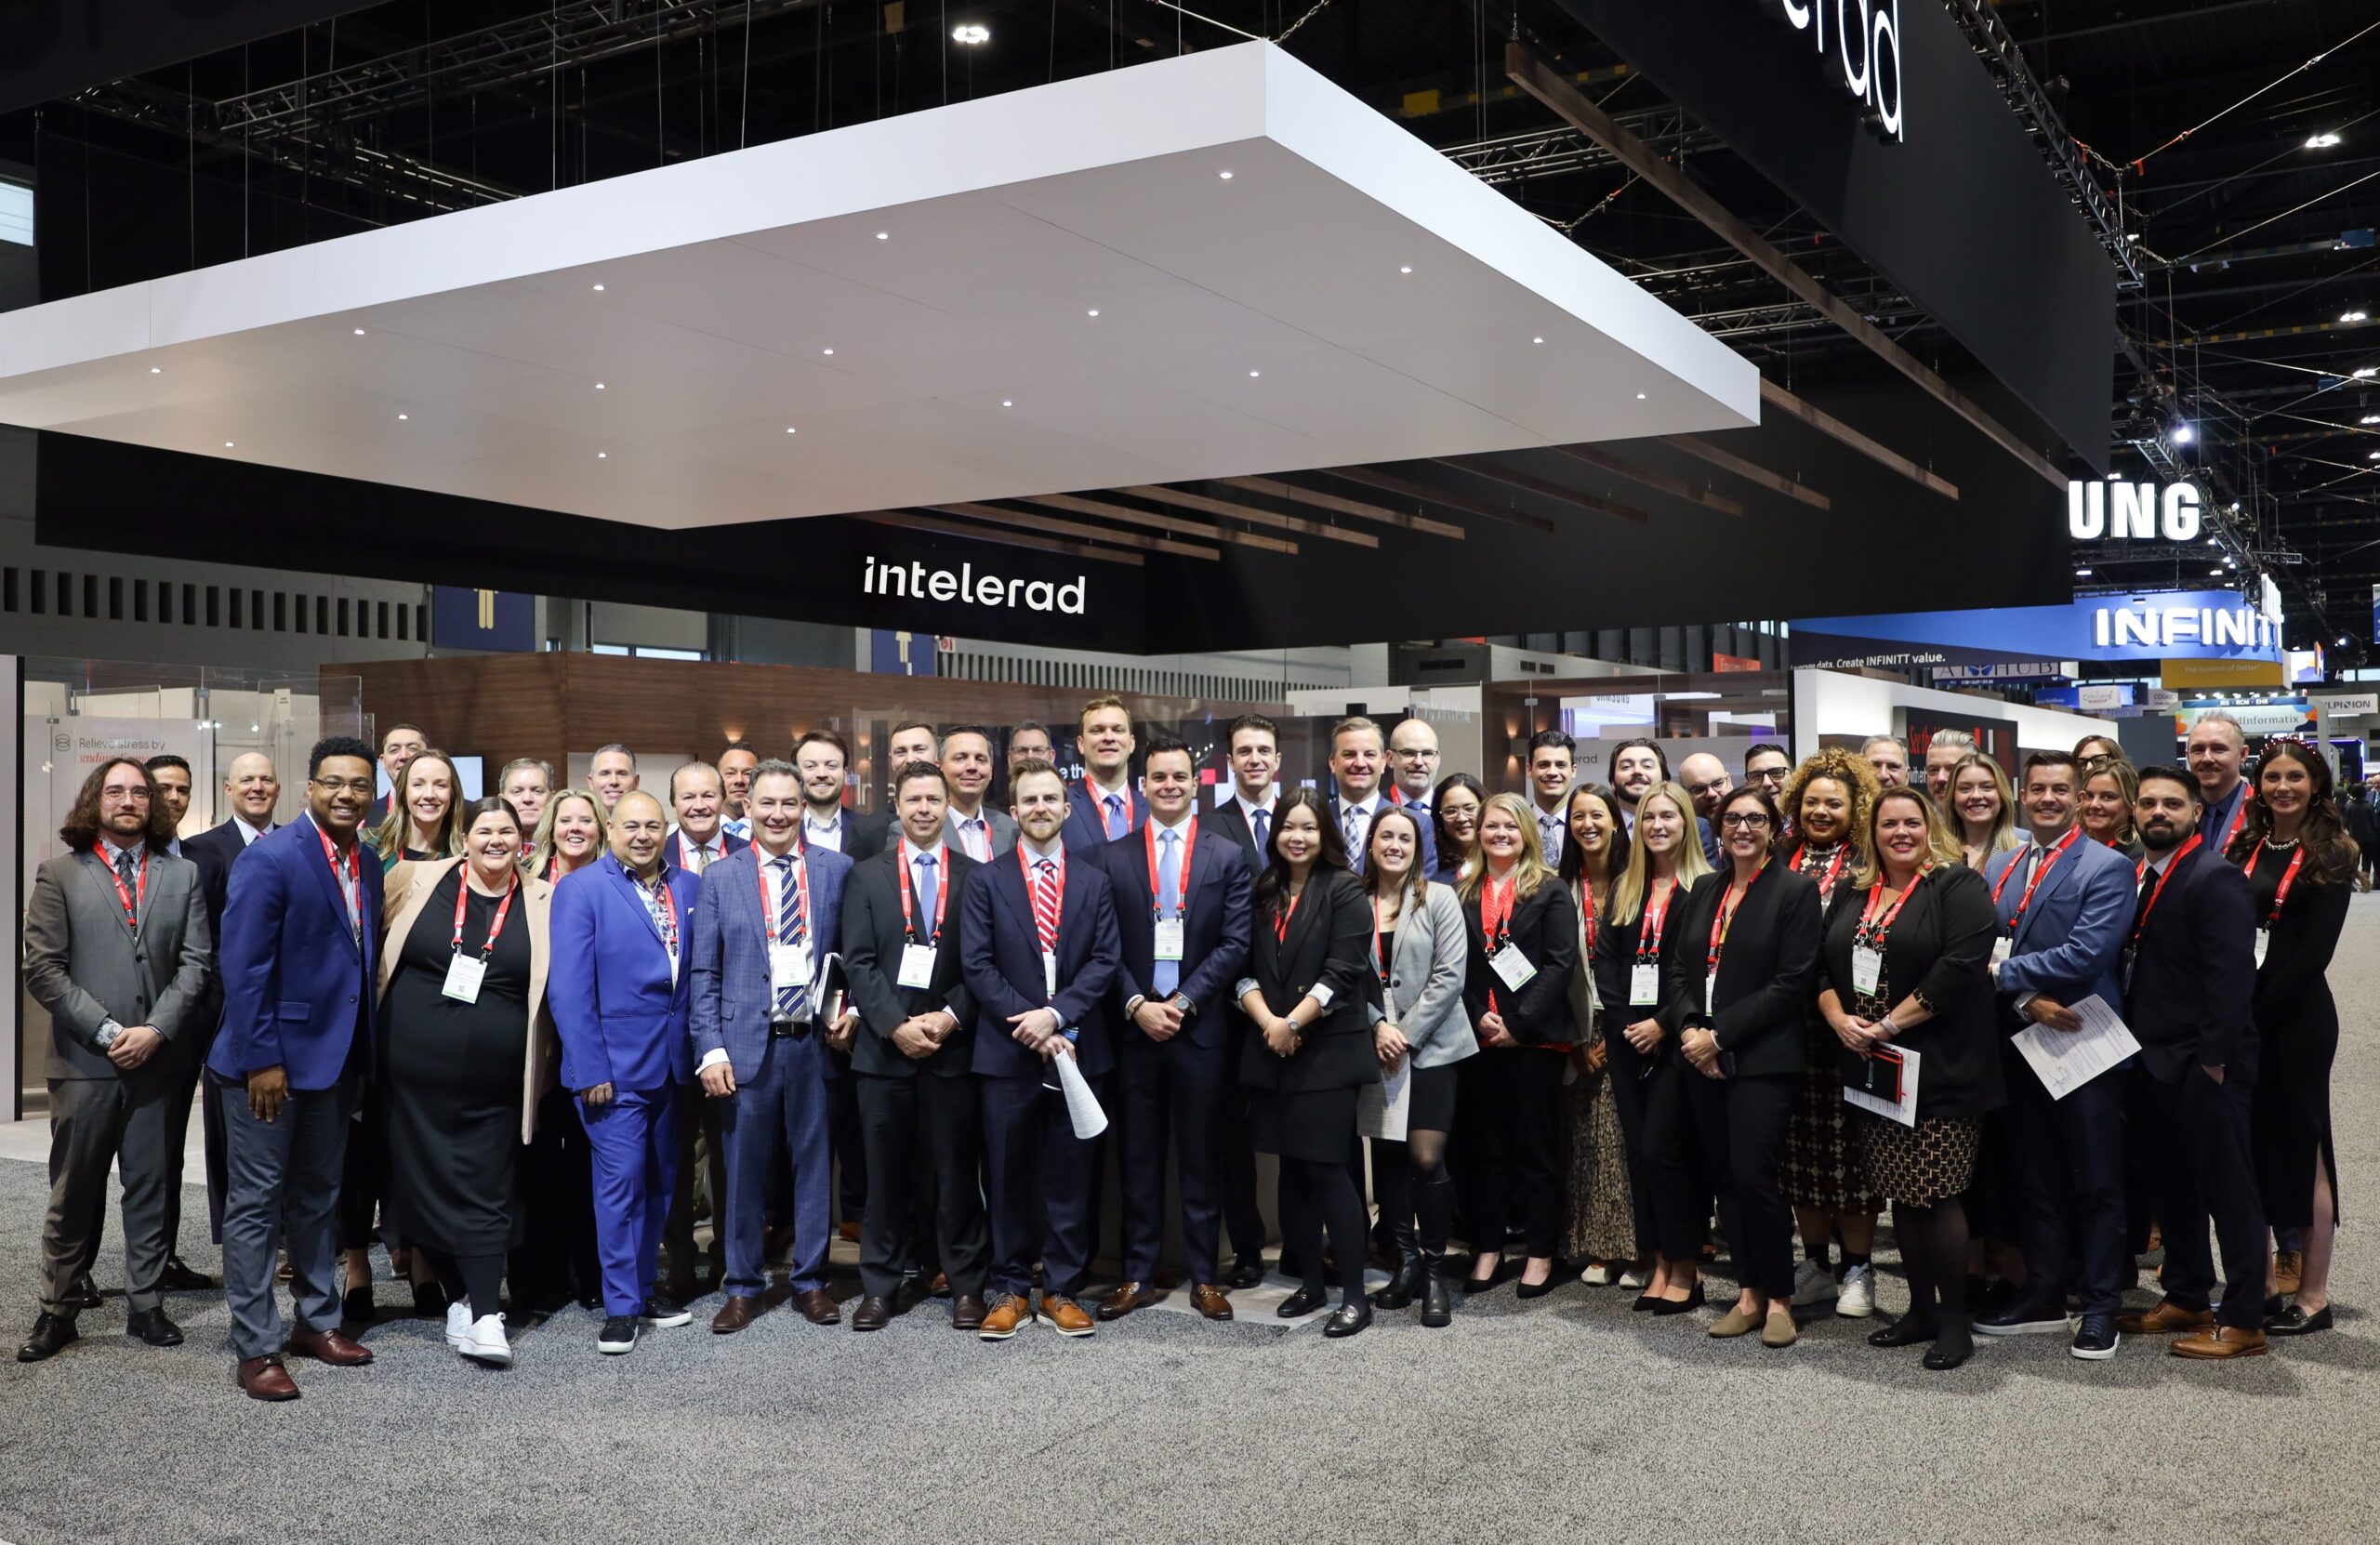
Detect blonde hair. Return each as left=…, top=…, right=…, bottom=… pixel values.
left=1607, top=781, right=1712, bottom=925
left=1947, top=752, right=2021, bottom=861
left=1852, top=786, right=1965, bottom=891
left=530, top=788, right=609, bottom=877
left=370, top=749, right=465, bottom=864
left=1460, top=792, right=1556, bottom=905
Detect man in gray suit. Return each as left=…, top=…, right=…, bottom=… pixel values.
left=19, top=758, right=212, bottom=1362
left=940, top=725, right=1017, bottom=861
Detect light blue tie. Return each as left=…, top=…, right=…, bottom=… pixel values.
left=914, top=852, right=938, bottom=932
left=1153, top=829, right=1182, bottom=997
left=773, top=855, right=808, bottom=1022
left=1104, top=793, right=1127, bottom=839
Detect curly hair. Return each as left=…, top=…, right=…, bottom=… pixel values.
left=59, top=758, right=178, bottom=853
left=1782, top=747, right=1880, bottom=854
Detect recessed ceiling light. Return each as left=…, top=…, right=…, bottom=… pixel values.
left=1088, top=309, right=1100, bottom=317
left=785, top=426, right=798, bottom=434
left=223, top=442, right=234, bottom=448
left=952, top=21, right=989, bottom=44
left=1399, top=265, right=1413, bottom=274
left=1249, top=370, right=1261, bottom=377
left=1001, top=400, right=1013, bottom=407
left=598, top=451, right=608, bottom=458
left=1218, top=170, right=1235, bottom=179
left=875, top=231, right=890, bottom=240
left=595, top=382, right=606, bottom=390
left=591, top=283, right=606, bottom=292
left=823, top=348, right=835, bottom=356
left=352, top=328, right=365, bottom=336
left=1532, top=337, right=1544, bottom=345
left=1635, top=391, right=1647, bottom=400
left=398, top=413, right=409, bottom=421
left=149, top=366, right=161, bottom=374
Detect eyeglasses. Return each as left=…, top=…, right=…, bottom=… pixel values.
left=1721, top=812, right=1771, bottom=829
left=311, top=777, right=375, bottom=795
left=1684, top=779, right=1732, bottom=799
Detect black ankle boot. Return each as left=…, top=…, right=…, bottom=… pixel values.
left=1421, top=1258, right=1454, bottom=1327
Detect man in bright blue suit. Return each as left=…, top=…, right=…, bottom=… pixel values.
left=962, top=759, right=1123, bottom=1340
left=1976, top=748, right=2137, bottom=1360
left=549, top=790, right=704, bottom=1355
left=1062, top=696, right=1146, bottom=853
left=208, top=735, right=385, bottom=1402
left=690, top=759, right=854, bottom=1333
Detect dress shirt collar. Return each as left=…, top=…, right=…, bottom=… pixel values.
left=234, top=815, right=274, bottom=846
left=1151, top=809, right=1196, bottom=839
left=1236, top=792, right=1276, bottom=820
left=905, top=839, right=947, bottom=869
left=98, top=830, right=146, bottom=862
left=1087, top=772, right=1133, bottom=804
left=1021, top=834, right=1064, bottom=864
left=1338, top=790, right=1381, bottom=819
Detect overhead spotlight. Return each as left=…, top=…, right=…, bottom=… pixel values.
left=1249, top=370, right=1261, bottom=377
left=2075, top=566, right=2093, bottom=576
left=2355, top=366, right=2378, bottom=378
left=223, top=441, right=234, bottom=448
left=598, top=451, right=608, bottom=458
left=1635, top=391, right=1647, bottom=400
left=785, top=426, right=798, bottom=434
left=823, top=348, right=835, bottom=356
left=2341, top=635, right=2352, bottom=647
left=595, top=382, right=606, bottom=390
left=398, top=413, right=409, bottom=421
left=2307, top=131, right=2344, bottom=149
left=150, top=366, right=161, bottom=374
left=951, top=21, right=990, bottom=44
left=2169, top=420, right=2195, bottom=445
left=1399, top=266, right=1413, bottom=274
left=1001, top=400, right=1013, bottom=407
left=1532, top=336, right=1545, bottom=345
left=1087, top=309, right=1100, bottom=317
left=2362, top=414, right=2380, bottom=425
left=2345, top=310, right=2371, bottom=323
left=2209, top=565, right=2224, bottom=574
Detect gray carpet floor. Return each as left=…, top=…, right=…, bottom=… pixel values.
left=7, top=896, right=2379, bottom=1544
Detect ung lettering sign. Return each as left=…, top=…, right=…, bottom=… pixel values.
left=1756, top=0, right=1906, bottom=140
left=2068, top=480, right=2202, bottom=542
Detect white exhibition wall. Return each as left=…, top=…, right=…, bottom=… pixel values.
left=1790, top=668, right=2116, bottom=763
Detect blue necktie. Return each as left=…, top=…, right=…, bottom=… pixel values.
left=914, top=852, right=937, bottom=931
left=1104, top=793, right=1127, bottom=839
left=1153, top=829, right=1182, bottom=997
left=1251, top=807, right=1269, bottom=854
left=773, top=854, right=809, bottom=1022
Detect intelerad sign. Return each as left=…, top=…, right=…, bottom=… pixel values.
left=1758, top=0, right=1905, bottom=140
left=2068, top=480, right=2202, bottom=542
left=862, top=555, right=1087, bottom=615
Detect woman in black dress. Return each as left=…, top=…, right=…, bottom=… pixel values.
left=378, top=796, right=556, bottom=1366
left=1236, top=789, right=1377, bottom=1337
left=1454, top=793, right=1580, bottom=1300
left=2224, top=740, right=2356, bottom=1336
left=1656, top=785, right=1820, bottom=1349
left=1818, top=786, right=2003, bottom=1370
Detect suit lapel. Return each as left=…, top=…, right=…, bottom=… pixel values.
left=300, top=818, right=364, bottom=956
left=611, top=857, right=667, bottom=946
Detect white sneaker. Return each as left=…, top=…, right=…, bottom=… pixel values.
left=1617, top=1266, right=1649, bottom=1290
left=444, top=1300, right=471, bottom=1350
left=460, top=1312, right=512, bottom=1367
left=1789, top=1258, right=1839, bottom=1308
left=1580, top=1261, right=1616, bottom=1287
left=1836, top=1262, right=1877, bottom=1318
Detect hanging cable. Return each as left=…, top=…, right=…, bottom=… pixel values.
left=2126, top=14, right=2380, bottom=172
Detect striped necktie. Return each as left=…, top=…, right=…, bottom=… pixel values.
left=774, top=854, right=809, bottom=1022
left=1032, top=858, right=1061, bottom=962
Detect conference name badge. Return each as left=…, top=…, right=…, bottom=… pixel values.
left=1852, top=946, right=1884, bottom=997
left=1990, top=936, right=2013, bottom=969
left=1154, top=919, right=1186, bottom=962
left=1489, top=944, right=1537, bottom=992
left=898, top=942, right=939, bottom=989
left=1042, top=948, right=1059, bottom=998
left=770, top=943, right=813, bottom=993
left=1629, top=963, right=1660, bottom=1007
left=442, top=954, right=487, bottom=1004
left=2254, top=929, right=2269, bottom=970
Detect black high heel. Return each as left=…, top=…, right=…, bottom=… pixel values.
left=1649, top=1283, right=1706, bottom=1317
left=1515, top=1266, right=1559, bottom=1301
left=1463, top=1257, right=1505, bottom=1294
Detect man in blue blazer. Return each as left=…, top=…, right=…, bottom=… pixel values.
left=1062, top=696, right=1146, bottom=853
left=1976, top=750, right=2137, bottom=1359
left=1094, top=734, right=1252, bottom=1323
left=961, top=759, right=1123, bottom=1340
left=549, top=790, right=705, bottom=1354
left=690, top=759, right=855, bottom=1332
left=207, top=735, right=384, bottom=1401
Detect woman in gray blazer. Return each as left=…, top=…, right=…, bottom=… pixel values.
left=1359, top=806, right=1474, bottom=1327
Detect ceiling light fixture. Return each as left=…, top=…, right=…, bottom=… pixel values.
left=952, top=21, right=989, bottom=44
left=2210, top=566, right=2224, bottom=574
left=1635, top=391, right=1647, bottom=400
left=597, top=451, right=608, bottom=458
left=1249, top=370, right=1261, bottom=377
left=823, top=348, right=835, bottom=356
left=1399, top=265, right=1413, bottom=274
left=223, top=441, right=234, bottom=447
left=875, top=231, right=890, bottom=241
left=398, top=414, right=409, bottom=421
left=2355, top=366, right=2378, bottom=378
left=2362, top=414, right=2380, bottom=425
left=2345, top=310, right=2371, bottom=323
left=595, top=382, right=606, bottom=390
left=1087, top=309, right=1100, bottom=317
left=352, top=328, right=365, bottom=336
left=1532, top=336, right=1544, bottom=344
left=1218, top=170, right=1235, bottom=179
left=591, top=283, right=605, bottom=292
left=2075, top=567, right=2093, bottom=576
left=1001, top=400, right=1013, bottom=407
left=2307, top=131, right=2343, bottom=149
left=2170, top=421, right=2195, bottom=444
left=149, top=366, right=161, bottom=374
left=785, top=427, right=797, bottom=434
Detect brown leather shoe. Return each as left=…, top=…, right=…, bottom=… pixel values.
left=928, top=1271, right=952, bottom=1298
left=850, top=1296, right=892, bottom=1332
left=1191, top=1284, right=1235, bottom=1321
left=286, top=1327, right=374, bottom=1366
left=977, top=1294, right=1033, bottom=1340
left=2273, top=1249, right=2304, bottom=1296
left=235, top=1354, right=301, bottom=1401
left=837, top=1221, right=862, bottom=1245
left=2173, top=1324, right=2268, bottom=1359
left=1041, top=1294, right=1096, bottom=1337
left=711, top=1295, right=757, bottom=1334
left=2117, top=1299, right=2215, bottom=1336
left=796, top=1288, right=841, bottom=1325
left=1098, top=1280, right=1163, bottom=1320
left=951, top=1292, right=987, bottom=1331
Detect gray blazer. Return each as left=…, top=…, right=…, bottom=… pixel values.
left=945, top=806, right=1018, bottom=860
left=24, top=845, right=213, bottom=1080
left=1368, top=881, right=1474, bottom=1070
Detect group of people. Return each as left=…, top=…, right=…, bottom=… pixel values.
left=20, top=699, right=2351, bottom=1397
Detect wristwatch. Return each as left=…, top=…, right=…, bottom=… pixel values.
left=95, top=1019, right=123, bottom=1050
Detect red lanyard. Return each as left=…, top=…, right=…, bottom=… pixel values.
left=1273, top=888, right=1301, bottom=944
left=1480, top=875, right=1516, bottom=949
left=1144, top=818, right=1197, bottom=917
left=1637, top=878, right=1677, bottom=960
left=756, top=841, right=813, bottom=944
left=1706, top=864, right=1763, bottom=977
left=1990, top=825, right=2080, bottom=928
left=1790, top=843, right=1846, bottom=901
left=2131, top=833, right=2203, bottom=945
left=101, top=844, right=148, bottom=931
left=896, top=842, right=950, bottom=943
left=2221, top=789, right=2250, bottom=851
left=315, top=819, right=362, bottom=939
left=2241, top=841, right=2307, bottom=930
left=1857, top=863, right=1934, bottom=947
left=1575, top=878, right=1598, bottom=957
left=453, top=871, right=519, bottom=957
left=1371, top=895, right=1395, bottom=986
left=1021, top=846, right=1066, bottom=953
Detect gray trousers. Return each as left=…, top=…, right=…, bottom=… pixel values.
left=43, top=1069, right=179, bottom=1316
left=214, top=1071, right=354, bottom=1360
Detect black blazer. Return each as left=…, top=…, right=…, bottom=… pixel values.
left=1459, top=878, right=1579, bottom=1047
left=1659, top=863, right=1820, bottom=1078
left=2126, top=843, right=2257, bottom=1082
left=1205, top=799, right=1274, bottom=861
left=1238, top=868, right=1375, bottom=1094
left=1096, top=824, right=1253, bottom=1049
left=181, top=818, right=260, bottom=1046
left=839, top=846, right=979, bottom=1079
left=1817, top=865, right=2005, bottom=1118
left=1589, top=876, right=1690, bottom=1025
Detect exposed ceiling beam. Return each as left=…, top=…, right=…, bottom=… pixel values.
left=860, top=510, right=1144, bottom=566
left=1115, top=485, right=1379, bottom=548
left=1761, top=379, right=1962, bottom=500
left=1659, top=434, right=1832, bottom=509
left=1505, top=41, right=2069, bottom=489
left=1214, top=476, right=1467, bottom=540
left=1311, top=466, right=1555, bottom=534
left=926, top=503, right=1219, bottom=561
left=1549, top=442, right=1744, bottom=516
left=1437, top=456, right=1650, bottom=524
left=1018, top=492, right=1299, bottom=555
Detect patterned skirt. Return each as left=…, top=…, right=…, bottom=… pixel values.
left=1858, top=1113, right=1981, bottom=1208
left=1784, top=1010, right=1882, bottom=1213
left=1561, top=1065, right=1638, bottom=1262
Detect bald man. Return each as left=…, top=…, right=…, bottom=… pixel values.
left=1676, top=752, right=1732, bottom=868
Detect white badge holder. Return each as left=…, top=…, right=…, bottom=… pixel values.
left=1990, top=935, right=2014, bottom=969
left=1629, top=962, right=1660, bottom=1007
left=1852, top=946, right=1884, bottom=997
left=897, top=942, right=938, bottom=989
left=442, top=953, right=486, bottom=1004
left=1490, top=944, right=1537, bottom=992
left=1153, top=918, right=1186, bottom=961
left=770, top=942, right=812, bottom=994
left=1706, top=973, right=1719, bottom=1015
left=2254, top=928, right=2270, bottom=970
left=1042, top=949, right=1059, bottom=998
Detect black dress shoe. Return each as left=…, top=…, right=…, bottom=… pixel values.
left=16, top=1313, right=77, bottom=1362
left=1922, top=1327, right=1975, bottom=1371
left=850, top=1295, right=893, bottom=1332
left=343, top=1286, right=376, bottom=1324
left=1225, top=1258, right=1268, bottom=1290
left=1276, top=1285, right=1329, bottom=1319
left=1632, top=1293, right=1661, bottom=1313
left=66, top=1274, right=101, bottom=1311
left=126, top=1307, right=184, bottom=1347
left=1323, top=1301, right=1372, bottom=1338
left=1868, top=1314, right=1939, bottom=1348
left=411, top=1281, right=449, bottom=1318
left=1649, top=1284, right=1706, bottom=1317
left=2267, top=1302, right=2334, bottom=1337
left=1463, top=1259, right=1505, bottom=1294
left=159, top=1256, right=218, bottom=1291
left=1515, top=1272, right=1558, bottom=1301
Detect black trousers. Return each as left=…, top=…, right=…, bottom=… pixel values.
left=1452, top=1048, right=1565, bottom=1259
left=665, top=1082, right=731, bottom=1289
left=832, top=1065, right=867, bottom=1225
left=1115, top=1034, right=1231, bottom=1285
left=1656, top=1067, right=1796, bottom=1301
left=2004, top=1040, right=2127, bottom=1315
left=1217, top=1034, right=1269, bottom=1265
left=1601, top=1012, right=1662, bottom=1258
left=512, top=1087, right=600, bottom=1304
left=854, top=1072, right=989, bottom=1301
left=2138, top=1065, right=2268, bottom=1329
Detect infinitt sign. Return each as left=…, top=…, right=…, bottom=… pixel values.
left=2091, top=594, right=2279, bottom=652
left=1757, top=0, right=1906, bottom=141
left=2067, top=479, right=2202, bottom=542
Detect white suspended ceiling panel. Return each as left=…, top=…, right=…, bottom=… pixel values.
left=0, top=42, right=1759, bottom=532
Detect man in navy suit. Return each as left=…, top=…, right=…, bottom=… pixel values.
left=549, top=790, right=705, bottom=1354
left=665, top=760, right=748, bottom=877
left=1095, top=734, right=1253, bottom=1322
left=1325, top=716, right=1389, bottom=875
left=1386, top=718, right=1443, bottom=878
left=208, top=735, right=383, bottom=1401
left=962, top=759, right=1123, bottom=1340
left=1203, top=712, right=1282, bottom=1286
left=1975, top=750, right=2137, bottom=1359
left=690, top=759, right=855, bottom=1332
left=1063, top=696, right=1146, bottom=853
left=2187, top=710, right=2254, bottom=854
left=794, top=729, right=891, bottom=862
left=2114, top=765, right=2268, bottom=1360
left=365, top=722, right=425, bottom=827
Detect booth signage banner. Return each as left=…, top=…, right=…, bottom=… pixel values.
left=1797, top=589, right=2283, bottom=670
left=2161, top=657, right=2284, bottom=690
left=2320, top=693, right=2378, bottom=717
left=2175, top=703, right=2310, bottom=736
left=19, top=715, right=208, bottom=911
